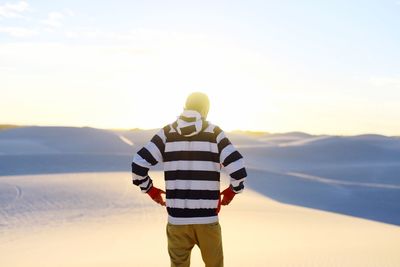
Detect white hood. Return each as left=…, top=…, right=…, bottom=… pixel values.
left=174, top=110, right=207, bottom=137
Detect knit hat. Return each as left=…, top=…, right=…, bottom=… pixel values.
left=184, top=92, right=210, bottom=119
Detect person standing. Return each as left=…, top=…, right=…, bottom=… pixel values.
left=131, top=92, right=247, bottom=267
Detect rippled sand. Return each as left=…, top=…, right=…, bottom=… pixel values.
left=1, top=172, right=399, bottom=267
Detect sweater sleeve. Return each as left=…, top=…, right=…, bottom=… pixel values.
left=216, top=128, right=247, bottom=193
left=131, top=128, right=166, bottom=192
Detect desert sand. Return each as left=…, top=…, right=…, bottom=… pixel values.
left=1, top=171, right=399, bottom=267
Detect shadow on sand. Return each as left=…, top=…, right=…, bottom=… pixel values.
left=1, top=154, right=399, bottom=226
left=246, top=168, right=400, bottom=226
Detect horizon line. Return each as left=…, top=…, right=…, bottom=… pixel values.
left=1, top=123, right=399, bottom=138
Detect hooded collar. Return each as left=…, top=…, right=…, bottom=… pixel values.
left=173, top=110, right=208, bottom=137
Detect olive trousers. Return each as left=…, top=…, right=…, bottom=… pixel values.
left=166, top=222, right=223, bottom=267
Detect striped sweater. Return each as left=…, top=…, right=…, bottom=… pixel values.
left=131, top=110, right=247, bottom=225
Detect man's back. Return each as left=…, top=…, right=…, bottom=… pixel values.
left=132, top=109, right=246, bottom=224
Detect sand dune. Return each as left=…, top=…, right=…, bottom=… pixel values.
left=0, top=126, right=132, bottom=154
left=1, top=126, right=400, bottom=266
left=1, top=172, right=399, bottom=267
left=1, top=126, right=400, bottom=225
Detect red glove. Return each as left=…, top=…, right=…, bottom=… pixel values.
left=220, top=187, right=236, bottom=206
left=147, top=186, right=166, bottom=206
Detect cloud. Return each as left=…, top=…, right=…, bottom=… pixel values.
left=63, top=8, right=75, bottom=17
left=41, top=12, right=65, bottom=28
left=0, top=26, right=36, bottom=37
left=0, top=1, right=29, bottom=18
left=370, top=76, right=400, bottom=88
left=0, top=66, right=16, bottom=71
left=62, top=28, right=207, bottom=48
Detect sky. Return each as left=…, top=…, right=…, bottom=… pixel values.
left=1, top=0, right=400, bottom=135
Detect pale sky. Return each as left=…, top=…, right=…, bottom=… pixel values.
left=1, top=0, right=400, bottom=135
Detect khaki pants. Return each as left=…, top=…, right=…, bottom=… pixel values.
left=166, top=222, right=223, bottom=267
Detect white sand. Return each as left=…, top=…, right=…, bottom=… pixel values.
left=0, top=172, right=399, bottom=267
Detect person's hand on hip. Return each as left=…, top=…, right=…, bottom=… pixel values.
left=220, top=187, right=236, bottom=206
left=147, top=186, right=166, bottom=206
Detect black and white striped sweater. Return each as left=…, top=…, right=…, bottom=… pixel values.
left=131, top=110, right=247, bottom=225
